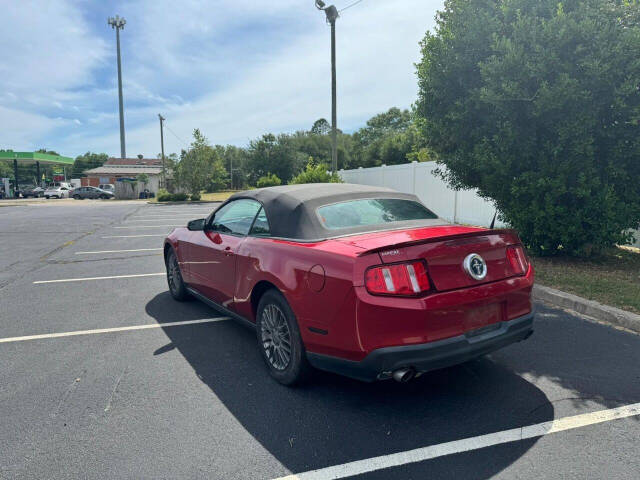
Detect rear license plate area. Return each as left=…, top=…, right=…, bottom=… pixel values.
left=463, top=303, right=503, bottom=333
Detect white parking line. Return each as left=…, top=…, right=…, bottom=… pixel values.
left=102, top=234, right=167, bottom=238
left=128, top=216, right=203, bottom=219
left=141, top=210, right=213, bottom=213
left=272, top=402, right=640, bottom=480
left=114, top=225, right=179, bottom=229
left=34, top=273, right=165, bottom=284
left=133, top=212, right=211, bottom=215
left=124, top=219, right=189, bottom=223
left=0, top=317, right=231, bottom=344
left=75, top=248, right=163, bottom=255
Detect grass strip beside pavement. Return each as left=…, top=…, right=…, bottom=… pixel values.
left=532, top=247, right=640, bottom=314
left=199, top=191, right=237, bottom=202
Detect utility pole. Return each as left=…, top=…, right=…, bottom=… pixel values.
left=108, top=15, right=127, bottom=159
left=158, top=114, right=166, bottom=188
left=315, top=1, right=340, bottom=173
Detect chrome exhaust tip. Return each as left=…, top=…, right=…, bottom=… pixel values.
left=392, top=368, right=415, bottom=383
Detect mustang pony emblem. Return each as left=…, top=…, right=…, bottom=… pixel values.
left=463, top=253, right=487, bottom=280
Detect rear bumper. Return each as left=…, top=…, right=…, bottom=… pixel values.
left=307, top=311, right=534, bottom=382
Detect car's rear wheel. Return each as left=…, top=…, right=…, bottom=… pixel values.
left=100, top=194, right=109, bottom=199
left=256, top=289, right=311, bottom=386
left=73, top=194, right=81, bottom=200
left=166, top=249, right=189, bottom=301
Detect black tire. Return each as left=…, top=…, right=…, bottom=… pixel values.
left=256, top=289, right=312, bottom=386
left=100, top=194, right=109, bottom=199
left=165, top=249, right=190, bottom=301
left=44, top=196, right=49, bottom=199
left=73, top=194, right=81, bottom=200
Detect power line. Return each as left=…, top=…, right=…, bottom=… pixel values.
left=339, top=0, right=363, bottom=12
left=163, top=123, right=188, bottom=147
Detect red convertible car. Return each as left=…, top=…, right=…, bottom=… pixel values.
left=164, top=184, right=534, bottom=385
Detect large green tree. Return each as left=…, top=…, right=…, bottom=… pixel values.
left=72, top=152, right=109, bottom=177
left=246, top=133, right=306, bottom=184
left=416, top=0, right=640, bottom=256
left=174, top=129, right=228, bottom=195
left=350, top=108, right=421, bottom=168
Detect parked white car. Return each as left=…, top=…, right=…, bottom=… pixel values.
left=44, top=185, right=71, bottom=199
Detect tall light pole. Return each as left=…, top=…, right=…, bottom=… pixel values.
left=108, top=15, right=127, bottom=159
left=158, top=114, right=166, bottom=188
left=315, top=1, right=339, bottom=173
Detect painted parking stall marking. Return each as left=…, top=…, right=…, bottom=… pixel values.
left=102, top=234, right=168, bottom=238
left=114, top=225, right=181, bottom=229
left=0, top=318, right=231, bottom=344
left=273, top=402, right=640, bottom=480
left=34, top=273, right=165, bottom=284
left=75, top=248, right=163, bottom=255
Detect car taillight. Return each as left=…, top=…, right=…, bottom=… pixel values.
left=365, top=261, right=431, bottom=296
left=506, top=245, right=528, bottom=275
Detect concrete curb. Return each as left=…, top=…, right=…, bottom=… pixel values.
left=534, top=284, right=640, bottom=333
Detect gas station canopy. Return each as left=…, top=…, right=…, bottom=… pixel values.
left=0, top=151, right=75, bottom=197
left=0, top=150, right=74, bottom=165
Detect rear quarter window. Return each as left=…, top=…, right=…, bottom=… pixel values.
left=317, top=198, right=438, bottom=230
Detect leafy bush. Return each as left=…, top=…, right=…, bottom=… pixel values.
left=190, top=192, right=201, bottom=201
left=171, top=193, right=188, bottom=202
left=289, top=160, right=342, bottom=185
left=157, top=188, right=171, bottom=202
left=256, top=173, right=282, bottom=188
left=157, top=189, right=188, bottom=202
left=416, top=0, right=640, bottom=256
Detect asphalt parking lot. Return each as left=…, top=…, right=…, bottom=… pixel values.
left=0, top=201, right=638, bottom=479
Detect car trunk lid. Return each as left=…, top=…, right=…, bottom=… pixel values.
left=335, top=226, right=523, bottom=291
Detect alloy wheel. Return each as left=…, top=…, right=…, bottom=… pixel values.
left=260, top=304, right=292, bottom=371
left=167, top=253, right=181, bottom=294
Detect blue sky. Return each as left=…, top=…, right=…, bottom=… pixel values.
left=0, top=0, right=442, bottom=158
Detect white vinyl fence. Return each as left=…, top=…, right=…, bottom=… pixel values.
left=339, top=161, right=640, bottom=246
left=339, top=161, right=503, bottom=228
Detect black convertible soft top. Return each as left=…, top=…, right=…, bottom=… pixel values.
left=225, top=183, right=447, bottom=241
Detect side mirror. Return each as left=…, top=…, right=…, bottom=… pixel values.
left=187, top=218, right=206, bottom=231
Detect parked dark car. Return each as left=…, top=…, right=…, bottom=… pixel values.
left=71, top=186, right=115, bottom=200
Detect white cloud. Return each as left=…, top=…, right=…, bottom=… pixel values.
left=0, top=106, right=69, bottom=150
left=76, top=0, right=440, bottom=156
left=0, top=0, right=108, bottom=149
left=1, top=0, right=443, bottom=157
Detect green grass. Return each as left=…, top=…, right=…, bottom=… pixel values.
left=199, top=191, right=238, bottom=202
left=532, top=247, right=640, bottom=314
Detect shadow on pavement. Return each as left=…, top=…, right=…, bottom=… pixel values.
left=492, top=303, right=640, bottom=411
left=147, top=292, right=555, bottom=478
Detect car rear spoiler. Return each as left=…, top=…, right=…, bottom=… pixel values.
left=356, top=228, right=520, bottom=256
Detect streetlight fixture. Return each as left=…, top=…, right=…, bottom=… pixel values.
left=108, top=15, right=127, bottom=159
left=315, top=1, right=340, bottom=174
